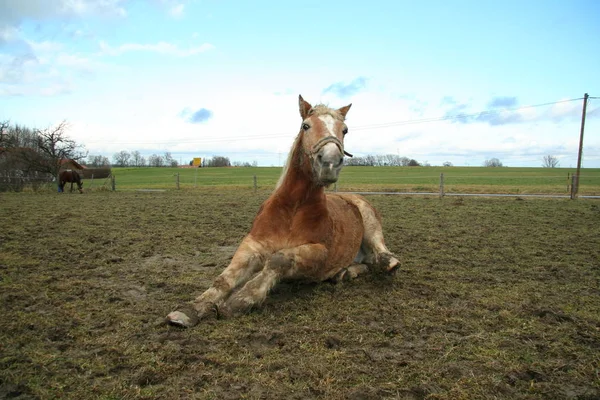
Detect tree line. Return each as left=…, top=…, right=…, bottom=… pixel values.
left=94, top=150, right=181, bottom=168
left=101, top=152, right=257, bottom=168
left=345, top=154, right=428, bottom=167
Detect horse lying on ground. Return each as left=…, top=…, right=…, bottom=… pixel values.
left=167, top=95, right=400, bottom=327
left=58, top=170, right=83, bottom=193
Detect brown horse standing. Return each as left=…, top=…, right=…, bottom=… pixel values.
left=167, top=95, right=400, bottom=327
left=59, top=170, right=83, bottom=193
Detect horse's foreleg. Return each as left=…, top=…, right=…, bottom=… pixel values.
left=221, top=244, right=328, bottom=316
left=166, top=237, right=266, bottom=327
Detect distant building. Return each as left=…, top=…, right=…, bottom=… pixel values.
left=59, top=159, right=86, bottom=175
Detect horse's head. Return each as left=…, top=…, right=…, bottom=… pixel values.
left=298, top=95, right=352, bottom=186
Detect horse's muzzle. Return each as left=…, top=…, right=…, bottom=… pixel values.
left=313, top=142, right=344, bottom=185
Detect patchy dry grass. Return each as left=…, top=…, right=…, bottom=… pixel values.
left=1, top=189, right=599, bottom=399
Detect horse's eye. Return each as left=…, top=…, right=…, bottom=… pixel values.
left=342, top=128, right=348, bottom=135
left=302, top=123, right=310, bottom=131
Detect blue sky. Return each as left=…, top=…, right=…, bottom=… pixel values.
left=1, top=0, right=599, bottom=167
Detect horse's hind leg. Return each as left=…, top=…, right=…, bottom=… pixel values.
left=167, top=237, right=266, bottom=327
left=331, top=263, right=369, bottom=283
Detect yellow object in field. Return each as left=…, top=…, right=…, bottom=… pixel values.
left=193, top=157, right=202, bottom=167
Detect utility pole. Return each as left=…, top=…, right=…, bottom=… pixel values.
left=574, top=93, right=589, bottom=197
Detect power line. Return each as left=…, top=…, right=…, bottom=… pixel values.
left=350, top=97, right=583, bottom=130
left=84, top=97, right=585, bottom=146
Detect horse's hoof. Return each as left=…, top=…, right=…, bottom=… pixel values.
left=380, top=253, right=400, bottom=273
left=386, top=256, right=400, bottom=273
left=166, top=308, right=199, bottom=328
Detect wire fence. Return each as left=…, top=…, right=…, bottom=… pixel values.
left=103, top=168, right=600, bottom=199
left=3, top=165, right=599, bottom=199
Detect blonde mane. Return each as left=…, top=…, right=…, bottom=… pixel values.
left=308, top=104, right=345, bottom=121
left=276, top=132, right=302, bottom=189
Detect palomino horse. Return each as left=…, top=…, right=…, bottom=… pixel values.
left=59, top=170, right=83, bottom=193
left=167, top=95, right=400, bottom=327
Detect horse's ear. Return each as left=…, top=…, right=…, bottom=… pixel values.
left=337, top=103, right=352, bottom=119
left=299, top=95, right=313, bottom=119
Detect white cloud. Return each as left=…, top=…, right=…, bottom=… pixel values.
left=0, top=53, right=38, bottom=84
left=61, top=0, right=127, bottom=17
left=0, top=38, right=113, bottom=95
left=0, top=25, right=19, bottom=44
left=0, top=80, right=72, bottom=97
left=25, top=39, right=64, bottom=53
left=0, top=0, right=127, bottom=29
left=169, top=4, right=185, bottom=18
left=99, top=40, right=215, bottom=57
left=547, top=100, right=581, bottom=120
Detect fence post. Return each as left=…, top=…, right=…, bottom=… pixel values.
left=111, top=175, right=116, bottom=191
left=439, top=173, right=445, bottom=198
left=567, top=173, right=570, bottom=193
left=176, top=173, right=180, bottom=190
left=253, top=175, right=257, bottom=192
left=570, top=174, right=577, bottom=200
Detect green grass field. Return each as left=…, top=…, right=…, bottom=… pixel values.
left=102, top=166, right=600, bottom=196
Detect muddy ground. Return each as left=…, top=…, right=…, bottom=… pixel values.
left=1, top=189, right=599, bottom=399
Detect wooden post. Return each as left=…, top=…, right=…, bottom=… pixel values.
left=566, top=172, right=570, bottom=193
left=253, top=175, right=257, bottom=192
left=570, top=174, right=577, bottom=200
left=194, top=166, right=198, bottom=187
left=439, top=173, right=445, bottom=198
left=176, top=173, right=180, bottom=190
left=574, top=93, right=589, bottom=197
left=111, top=175, right=116, bottom=191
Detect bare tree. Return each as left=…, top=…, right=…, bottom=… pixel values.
left=31, top=121, right=87, bottom=178
left=1, top=123, right=45, bottom=186
left=233, top=161, right=258, bottom=167
left=164, top=152, right=178, bottom=167
left=399, top=156, right=411, bottom=167
left=87, top=155, right=111, bottom=167
left=1, top=123, right=38, bottom=151
left=148, top=154, right=164, bottom=167
left=204, top=156, right=231, bottom=167
left=542, top=155, right=559, bottom=168
left=131, top=150, right=146, bottom=167
left=483, top=158, right=503, bottom=167
left=443, top=161, right=453, bottom=167
left=113, top=150, right=131, bottom=167
left=0, top=120, right=10, bottom=154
